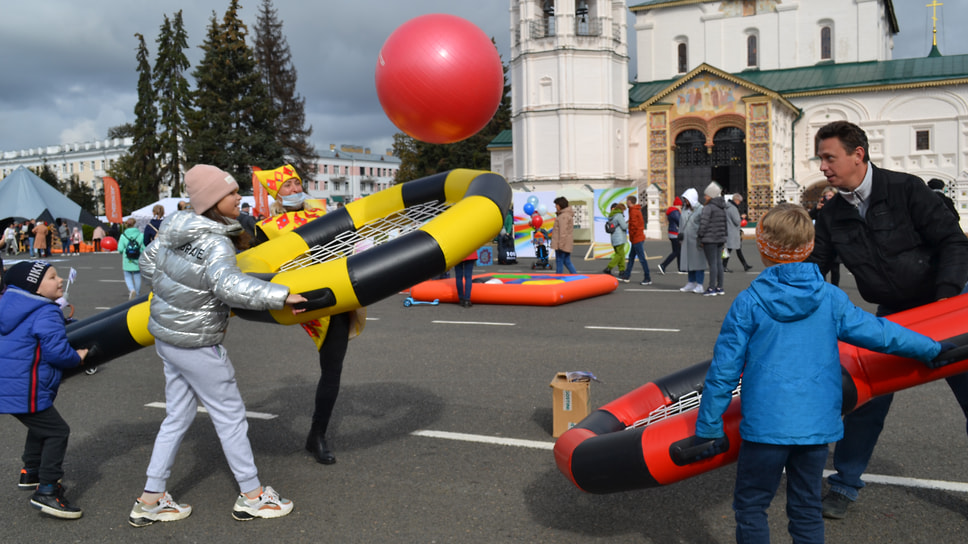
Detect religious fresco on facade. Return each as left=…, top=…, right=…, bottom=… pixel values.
left=673, top=75, right=751, bottom=118
left=721, top=0, right=781, bottom=17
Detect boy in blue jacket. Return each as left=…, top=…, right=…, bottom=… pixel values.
left=694, top=204, right=953, bottom=543
left=0, top=261, right=88, bottom=519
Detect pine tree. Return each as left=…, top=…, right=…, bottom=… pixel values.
left=392, top=41, right=512, bottom=183
left=253, top=0, right=316, bottom=178
left=117, top=33, right=160, bottom=212
left=154, top=11, right=193, bottom=197
left=186, top=1, right=283, bottom=192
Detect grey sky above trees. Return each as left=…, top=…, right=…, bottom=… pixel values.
left=0, top=1, right=964, bottom=155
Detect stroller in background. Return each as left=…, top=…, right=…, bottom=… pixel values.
left=531, top=228, right=552, bottom=270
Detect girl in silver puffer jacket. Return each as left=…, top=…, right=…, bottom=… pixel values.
left=128, top=165, right=306, bottom=527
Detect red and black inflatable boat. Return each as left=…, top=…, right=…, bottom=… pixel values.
left=554, top=294, right=968, bottom=494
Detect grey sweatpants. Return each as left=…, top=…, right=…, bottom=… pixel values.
left=144, top=340, right=261, bottom=494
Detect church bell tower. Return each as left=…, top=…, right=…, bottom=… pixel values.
left=509, top=0, right=631, bottom=190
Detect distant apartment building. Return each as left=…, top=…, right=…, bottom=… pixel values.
left=0, top=138, right=133, bottom=190
left=308, top=144, right=401, bottom=203
left=0, top=139, right=401, bottom=205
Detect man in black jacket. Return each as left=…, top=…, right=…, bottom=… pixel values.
left=808, top=120, right=968, bottom=520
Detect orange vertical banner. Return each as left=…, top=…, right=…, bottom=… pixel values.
left=103, top=176, right=123, bottom=224
left=251, top=166, right=270, bottom=219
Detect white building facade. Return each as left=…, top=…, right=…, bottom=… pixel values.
left=497, top=0, right=968, bottom=233
left=0, top=138, right=133, bottom=190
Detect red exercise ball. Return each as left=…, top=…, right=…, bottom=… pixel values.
left=375, top=14, right=504, bottom=144
left=101, top=236, right=118, bottom=251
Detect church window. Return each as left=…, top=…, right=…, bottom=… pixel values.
left=678, top=42, right=688, bottom=73
left=820, top=27, right=832, bottom=60
left=747, top=35, right=758, bottom=67
left=916, top=130, right=930, bottom=151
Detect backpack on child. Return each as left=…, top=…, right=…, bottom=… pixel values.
left=605, top=220, right=617, bottom=234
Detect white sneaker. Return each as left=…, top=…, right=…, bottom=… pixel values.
left=128, top=492, right=192, bottom=527
left=128, top=290, right=136, bottom=300
left=691, top=284, right=705, bottom=294
left=232, top=485, right=293, bottom=521
left=679, top=282, right=696, bottom=292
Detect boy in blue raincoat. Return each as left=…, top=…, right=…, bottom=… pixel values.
left=694, top=203, right=955, bottom=543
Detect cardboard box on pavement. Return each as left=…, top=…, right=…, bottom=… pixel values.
left=550, top=372, right=591, bottom=437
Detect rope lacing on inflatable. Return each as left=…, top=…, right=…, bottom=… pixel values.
left=278, top=200, right=450, bottom=272
left=626, top=383, right=742, bottom=431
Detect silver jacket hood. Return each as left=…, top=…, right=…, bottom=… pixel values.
left=140, top=210, right=289, bottom=348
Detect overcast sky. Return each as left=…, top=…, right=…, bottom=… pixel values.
left=1, top=1, right=965, bottom=156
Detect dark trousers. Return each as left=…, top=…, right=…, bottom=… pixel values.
left=311, top=312, right=351, bottom=436
left=455, top=261, right=474, bottom=301
left=13, top=406, right=70, bottom=485
left=659, top=237, right=681, bottom=271
left=734, top=441, right=827, bottom=544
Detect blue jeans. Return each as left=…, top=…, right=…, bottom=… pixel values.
left=621, top=241, right=651, bottom=281
left=734, top=441, right=827, bottom=544
left=688, top=270, right=705, bottom=285
left=454, top=261, right=474, bottom=300
left=123, top=270, right=142, bottom=295
left=828, top=303, right=968, bottom=500
left=555, top=250, right=576, bottom=274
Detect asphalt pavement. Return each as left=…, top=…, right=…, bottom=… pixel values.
left=1, top=241, right=966, bottom=543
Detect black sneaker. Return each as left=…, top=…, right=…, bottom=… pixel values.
left=821, top=491, right=851, bottom=519
left=19, top=468, right=39, bottom=490
left=30, top=484, right=82, bottom=519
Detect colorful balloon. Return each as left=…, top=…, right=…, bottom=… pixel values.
left=527, top=195, right=539, bottom=207
left=531, top=214, right=543, bottom=229
left=740, top=219, right=748, bottom=227
left=374, top=14, right=504, bottom=144
left=101, top=236, right=117, bottom=251
left=523, top=202, right=535, bottom=216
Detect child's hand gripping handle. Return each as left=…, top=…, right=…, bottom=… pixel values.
left=291, top=288, right=337, bottom=312
left=670, top=435, right=729, bottom=466
left=924, top=333, right=968, bottom=369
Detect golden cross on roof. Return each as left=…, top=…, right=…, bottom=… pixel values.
left=926, top=1, right=943, bottom=47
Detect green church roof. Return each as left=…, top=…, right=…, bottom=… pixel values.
left=630, top=53, right=968, bottom=108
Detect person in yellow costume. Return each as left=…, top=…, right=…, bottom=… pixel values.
left=253, top=165, right=359, bottom=465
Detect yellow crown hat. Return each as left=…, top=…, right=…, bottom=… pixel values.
left=254, top=164, right=301, bottom=199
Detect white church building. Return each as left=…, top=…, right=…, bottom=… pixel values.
left=490, top=0, right=968, bottom=236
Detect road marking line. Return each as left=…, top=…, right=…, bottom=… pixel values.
left=586, top=325, right=680, bottom=332
left=821, top=469, right=968, bottom=493
left=99, top=279, right=126, bottom=283
left=413, top=430, right=968, bottom=492
left=431, top=320, right=516, bottom=326
left=412, top=430, right=553, bottom=450
left=627, top=288, right=682, bottom=293
left=145, top=401, right=278, bottom=420
left=95, top=307, right=112, bottom=310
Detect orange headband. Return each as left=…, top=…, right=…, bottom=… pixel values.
left=755, top=221, right=814, bottom=264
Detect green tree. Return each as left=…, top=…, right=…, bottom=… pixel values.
left=186, top=1, right=283, bottom=192
left=392, top=40, right=511, bottom=183
left=253, top=0, right=316, bottom=177
left=154, top=10, right=193, bottom=197
left=105, top=33, right=159, bottom=214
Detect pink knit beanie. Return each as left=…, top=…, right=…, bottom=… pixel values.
left=185, top=165, right=239, bottom=213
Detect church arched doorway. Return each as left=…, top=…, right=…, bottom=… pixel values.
left=711, top=127, right=747, bottom=196
left=673, top=129, right=711, bottom=198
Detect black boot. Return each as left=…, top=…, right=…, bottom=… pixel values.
left=306, top=431, right=336, bottom=465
